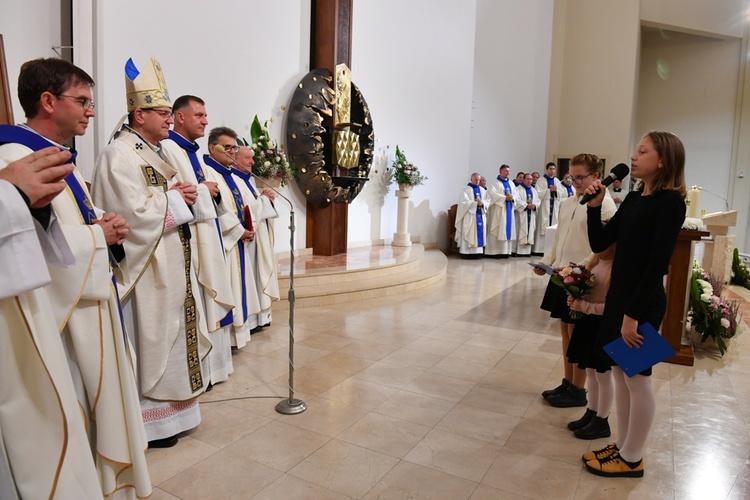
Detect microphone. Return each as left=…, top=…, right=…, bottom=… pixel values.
left=579, top=163, right=630, bottom=205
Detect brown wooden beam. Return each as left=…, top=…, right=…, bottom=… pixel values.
left=0, top=34, right=15, bottom=125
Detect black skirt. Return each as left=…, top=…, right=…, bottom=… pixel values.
left=540, top=279, right=577, bottom=324
left=566, top=313, right=612, bottom=372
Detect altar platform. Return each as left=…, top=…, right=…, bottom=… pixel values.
left=273, top=244, right=447, bottom=309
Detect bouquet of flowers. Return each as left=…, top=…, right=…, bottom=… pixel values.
left=243, top=115, right=295, bottom=186
left=549, top=263, right=595, bottom=319
left=689, top=260, right=742, bottom=355
left=391, top=145, right=427, bottom=187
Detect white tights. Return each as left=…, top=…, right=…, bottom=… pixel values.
left=585, top=368, right=614, bottom=418
left=612, top=366, right=656, bottom=463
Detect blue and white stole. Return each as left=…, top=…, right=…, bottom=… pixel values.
left=468, top=183, right=484, bottom=247
left=544, top=174, right=556, bottom=225
left=168, top=131, right=233, bottom=327
left=523, top=184, right=534, bottom=233
left=0, top=124, right=128, bottom=334
left=565, top=184, right=573, bottom=197
left=497, top=175, right=513, bottom=240
left=205, top=154, right=249, bottom=324
left=232, top=169, right=273, bottom=232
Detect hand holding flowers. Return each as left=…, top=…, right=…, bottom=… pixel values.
left=550, top=263, right=595, bottom=319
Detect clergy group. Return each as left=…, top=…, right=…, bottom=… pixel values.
left=0, top=56, right=280, bottom=499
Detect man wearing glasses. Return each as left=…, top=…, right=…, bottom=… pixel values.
left=92, top=58, right=211, bottom=450
left=0, top=58, right=151, bottom=497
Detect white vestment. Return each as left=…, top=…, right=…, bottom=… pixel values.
left=92, top=126, right=211, bottom=441
left=233, top=171, right=280, bottom=327
left=534, top=175, right=564, bottom=254
left=0, top=139, right=151, bottom=498
left=204, top=156, right=261, bottom=348
left=454, top=183, right=490, bottom=255
left=486, top=176, right=516, bottom=256
left=559, top=182, right=575, bottom=201
left=162, top=135, right=235, bottom=384
left=514, top=183, right=540, bottom=256
left=0, top=180, right=102, bottom=499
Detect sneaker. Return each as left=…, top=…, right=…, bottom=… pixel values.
left=582, top=443, right=618, bottom=463
left=542, top=378, right=570, bottom=399
left=585, top=451, right=644, bottom=478
left=567, top=408, right=596, bottom=431
left=547, top=384, right=587, bottom=408
left=574, top=415, right=611, bottom=440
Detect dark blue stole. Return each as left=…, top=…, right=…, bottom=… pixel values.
left=523, top=185, right=534, bottom=231
left=468, top=183, right=484, bottom=247
left=565, top=184, right=573, bottom=197
left=0, top=124, right=127, bottom=334
left=168, top=132, right=232, bottom=327
left=497, top=176, right=513, bottom=240
left=233, top=169, right=272, bottom=231
left=205, top=154, right=249, bottom=324
left=544, top=174, right=556, bottom=225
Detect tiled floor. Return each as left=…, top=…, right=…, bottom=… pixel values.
left=148, top=253, right=750, bottom=499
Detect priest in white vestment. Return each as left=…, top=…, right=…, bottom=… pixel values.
left=91, top=58, right=211, bottom=448
left=533, top=162, right=564, bottom=255
left=0, top=58, right=150, bottom=497
left=233, top=146, right=280, bottom=328
left=203, top=127, right=262, bottom=348
left=486, top=164, right=516, bottom=258
left=514, top=173, right=540, bottom=257
left=559, top=174, right=575, bottom=201
left=455, top=172, right=490, bottom=258
left=0, top=150, right=102, bottom=499
left=162, top=95, right=236, bottom=386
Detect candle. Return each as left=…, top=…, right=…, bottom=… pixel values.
left=686, top=188, right=701, bottom=218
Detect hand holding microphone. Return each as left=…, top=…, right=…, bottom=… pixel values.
left=579, top=163, right=630, bottom=206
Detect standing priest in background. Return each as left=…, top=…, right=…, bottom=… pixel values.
left=92, top=58, right=212, bottom=449
left=486, top=164, right=516, bottom=258
left=455, top=172, right=490, bottom=258
left=533, top=162, right=563, bottom=255
left=514, top=172, right=540, bottom=257
left=161, top=95, right=236, bottom=387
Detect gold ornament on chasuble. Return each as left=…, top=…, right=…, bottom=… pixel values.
left=138, top=163, right=203, bottom=393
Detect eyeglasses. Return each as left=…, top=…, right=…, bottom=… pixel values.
left=55, top=94, right=95, bottom=110
left=220, top=144, right=240, bottom=153
left=143, top=109, right=174, bottom=119
left=571, top=173, right=593, bottom=185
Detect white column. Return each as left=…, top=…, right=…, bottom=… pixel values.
left=392, top=184, right=412, bottom=247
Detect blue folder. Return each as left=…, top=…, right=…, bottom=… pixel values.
left=603, top=322, right=676, bottom=377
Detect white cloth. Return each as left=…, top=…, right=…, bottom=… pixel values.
left=161, top=137, right=235, bottom=384
left=454, top=183, right=489, bottom=255
left=92, top=127, right=210, bottom=440
left=538, top=191, right=617, bottom=268
left=514, top=183, right=540, bottom=256
left=0, top=180, right=102, bottom=499
left=210, top=166, right=261, bottom=348
left=486, top=176, right=516, bottom=256
left=559, top=183, right=575, bottom=201
left=609, top=186, right=626, bottom=209
left=1, top=139, right=151, bottom=498
left=534, top=175, right=564, bottom=254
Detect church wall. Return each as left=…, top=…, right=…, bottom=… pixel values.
left=640, top=0, right=746, bottom=38
left=468, top=0, right=554, bottom=185
left=636, top=29, right=741, bottom=217
left=0, top=0, right=62, bottom=122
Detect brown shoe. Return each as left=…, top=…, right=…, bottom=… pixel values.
left=585, top=451, right=644, bottom=478
left=582, top=442, right=618, bottom=463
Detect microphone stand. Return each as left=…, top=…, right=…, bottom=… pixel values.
left=248, top=171, right=306, bottom=415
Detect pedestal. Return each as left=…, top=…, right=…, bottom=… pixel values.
left=663, top=229, right=709, bottom=366
left=392, top=185, right=412, bottom=247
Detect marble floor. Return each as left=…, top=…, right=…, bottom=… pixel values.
left=147, top=253, right=750, bottom=499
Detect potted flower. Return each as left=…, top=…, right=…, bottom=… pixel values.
left=688, top=260, right=742, bottom=355
left=243, top=115, right=295, bottom=187
left=391, top=145, right=427, bottom=190
left=731, top=248, right=750, bottom=290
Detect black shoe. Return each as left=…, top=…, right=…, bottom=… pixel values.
left=148, top=436, right=178, bottom=449
left=547, top=384, right=587, bottom=408
left=205, top=381, right=213, bottom=392
left=260, top=322, right=271, bottom=328
left=542, top=378, right=570, bottom=399
left=250, top=326, right=261, bottom=335
left=567, top=408, right=596, bottom=431
left=575, top=415, right=611, bottom=440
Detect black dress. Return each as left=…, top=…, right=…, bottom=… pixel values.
left=587, top=190, right=686, bottom=376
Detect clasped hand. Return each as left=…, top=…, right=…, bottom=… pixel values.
left=92, top=213, right=130, bottom=245
left=171, top=181, right=198, bottom=205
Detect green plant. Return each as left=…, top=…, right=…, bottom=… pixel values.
left=243, top=115, right=296, bottom=186
left=731, top=248, right=750, bottom=290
